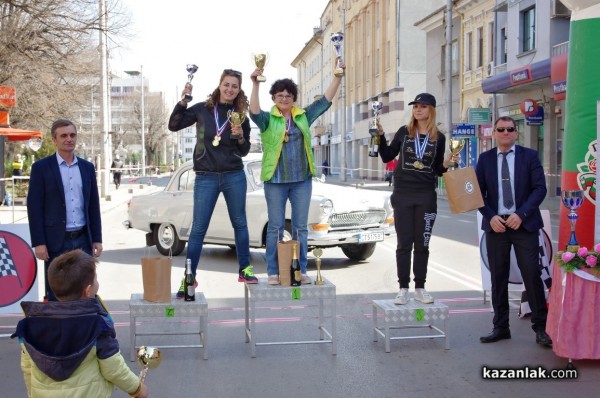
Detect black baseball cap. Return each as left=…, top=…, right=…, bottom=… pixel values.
left=408, top=93, right=436, bottom=108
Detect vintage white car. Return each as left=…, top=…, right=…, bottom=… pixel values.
left=123, top=156, right=395, bottom=260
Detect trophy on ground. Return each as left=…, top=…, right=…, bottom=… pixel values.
left=313, top=248, right=325, bottom=285
left=227, top=109, right=247, bottom=140
left=134, top=346, right=162, bottom=394
left=252, top=53, right=269, bottom=82
left=561, top=190, right=585, bottom=251
left=331, top=32, right=345, bottom=77
left=447, top=138, right=465, bottom=169
left=368, top=101, right=383, bottom=158
left=183, top=64, right=199, bottom=102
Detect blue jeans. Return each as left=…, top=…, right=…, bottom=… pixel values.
left=264, top=178, right=312, bottom=276
left=186, top=170, right=249, bottom=276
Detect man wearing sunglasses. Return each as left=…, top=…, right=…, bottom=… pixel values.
left=475, top=116, right=552, bottom=348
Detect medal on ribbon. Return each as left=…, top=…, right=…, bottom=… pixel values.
left=213, top=105, right=230, bottom=147
left=413, top=132, right=429, bottom=170
left=283, top=117, right=291, bottom=143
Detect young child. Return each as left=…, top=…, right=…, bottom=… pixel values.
left=12, top=249, right=149, bottom=398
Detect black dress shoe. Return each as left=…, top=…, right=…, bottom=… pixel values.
left=480, top=328, right=511, bottom=343
left=536, top=330, right=553, bottom=347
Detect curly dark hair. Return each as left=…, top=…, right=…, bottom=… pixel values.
left=269, top=78, right=298, bottom=102
left=205, top=69, right=248, bottom=112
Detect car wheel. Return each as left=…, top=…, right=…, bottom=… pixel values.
left=153, top=223, right=186, bottom=256
left=340, top=242, right=377, bottom=261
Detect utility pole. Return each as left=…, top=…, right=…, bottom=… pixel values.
left=99, top=0, right=110, bottom=197
left=445, top=0, right=453, bottom=136
left=339, top=5, right=347, bottom=182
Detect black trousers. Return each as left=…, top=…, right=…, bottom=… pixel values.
left=113, top=172, right=122, bottom=187
left=486, top=228, right=548, bottom=332
left=391, top=189, right=437, bottom=289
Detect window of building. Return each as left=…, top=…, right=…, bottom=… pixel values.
left=488, top=21, right=494, bottom=63
left=500, top=27, right=507, bottom=64
left=465, top=31, right=472, bottom=71
left=441, top=40, right=459, bottom=76
left=522, top=7, right=536, bottom=52
left=386, top=40, right=391, bottom=70
left=476, top=27, right=483, bottom=68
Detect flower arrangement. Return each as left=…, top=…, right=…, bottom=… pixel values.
left=556, top=243, right=600, bottom=276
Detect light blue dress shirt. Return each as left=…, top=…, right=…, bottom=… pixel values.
left=56, top=153, right=86, bottom=231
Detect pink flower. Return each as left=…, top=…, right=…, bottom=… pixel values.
left=577, top=247, right=589, bottom=257
left=594, top=243, right=600, bottom=253
left=561, top=252, right=576, bottom=263
left=586, top=255, right=598, bottom=268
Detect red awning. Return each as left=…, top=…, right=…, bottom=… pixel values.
left=0, top=127, right=43, bottom=141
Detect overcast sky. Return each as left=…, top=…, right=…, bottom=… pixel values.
left=112, top=0, right=329, bottom=107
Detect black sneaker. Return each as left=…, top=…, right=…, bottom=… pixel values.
left=238, top=265, right=258, bottom=284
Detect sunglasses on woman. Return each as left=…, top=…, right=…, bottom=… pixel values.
left=495, top=127, right=516, bottom=133
left=223, top=69, right=242, bottom=76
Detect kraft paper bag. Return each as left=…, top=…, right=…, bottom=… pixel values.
left=141, top=256, right=172, bottom=302
left=277, top=240, right=299, bottom=286
left=442, top=166, right=484, bottom=214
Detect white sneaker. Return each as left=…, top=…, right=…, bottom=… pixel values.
left=301, top=274, right=312, bottom=284
left=394, top=288, right=409, bottom=305
left=267, top=275, right=280, bottom=285
left=414, top=288, right=434, bottom=304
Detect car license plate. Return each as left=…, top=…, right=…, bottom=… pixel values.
left=359, top=231, right=384, bottom=243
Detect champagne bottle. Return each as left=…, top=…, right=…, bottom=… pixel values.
left=290, top=243, right=301, bottom=286
left=368, top=134, right=380, bottom=157
left=184, top=259, right=195, bottom=301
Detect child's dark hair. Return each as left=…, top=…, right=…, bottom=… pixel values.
left=48, top=249, right=97, bottom=301
left=269, top=79, right=298, bottom=102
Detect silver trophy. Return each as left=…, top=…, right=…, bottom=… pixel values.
left=184, top=64, right=199, bottom=102
left=330, top=32, right=345, bottom=77
left=369, top=101, right=383, bottom=136
left=561, top=190, right=585, bottom=251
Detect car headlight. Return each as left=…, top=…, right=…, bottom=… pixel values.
left=319, top=199, right=333, bottom=216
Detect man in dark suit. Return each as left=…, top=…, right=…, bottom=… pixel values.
left=27, top=119, right=103, bottom=301
left=475, top=116, right=552, bottom=347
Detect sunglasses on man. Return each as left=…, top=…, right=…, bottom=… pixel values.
left=495, top=127, right=516, bottom=133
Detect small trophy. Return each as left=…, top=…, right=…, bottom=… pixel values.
left=252, top=53, right=269, bottom=82
left=134, top=346, right=162, bottom=391
left=227, top=109, right=246, bottom=140
left=448, top=138, right=465, bottom=169
left=313, top=248, right=325, bottom=285
left=184, top=64, right=199, bottom=102
left=561, top=190, right=585, bottom=251
left=330, top=32, right=345, bottom=77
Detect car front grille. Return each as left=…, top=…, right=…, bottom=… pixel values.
left=329, top=210, right=387, bottom=229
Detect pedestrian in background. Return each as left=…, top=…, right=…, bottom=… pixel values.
left=475, top=116, right=552, bottom=347
left=27, top=119, right=102, bottom=301
left=169, top=68, right=258, bottom=298
left=249, top=61, right=344, bottom=285
left=111, top=155, right=123, bottom=189
left=377, top=93, right=456, bottom=305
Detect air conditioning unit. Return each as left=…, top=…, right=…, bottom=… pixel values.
left=552, top=0, right=571, bottom=18
left=486, top=62, right=494, bottom=77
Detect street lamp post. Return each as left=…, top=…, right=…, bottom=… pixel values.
left=125, top=66, right=146, bottom=176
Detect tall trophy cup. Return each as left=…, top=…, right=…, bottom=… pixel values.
left=313, top=248, right=325, bottom=285
left=184, top=64, right=199, bottom=102
left=368, top=101, right=383, bottom=158
left=227, top=109, right=247, bottom=140
left=133, top=346, right=162, bottom=395
left=252, top=53, right=268, bottom=82
left=331, top=32, right=345, bottom=77
left=447, top=138, right=465, bottom=169
left=561, top=190, right=585, bottom=251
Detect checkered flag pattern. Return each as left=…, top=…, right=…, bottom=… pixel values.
left=519, top=230, right=552, bottom=318
left=0, top=237, right=18, bottom=278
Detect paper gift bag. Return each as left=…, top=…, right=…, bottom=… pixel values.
left=141, top=256, right=172, bottom=302
left=277, top=240, right=299, bottom=286
left=442, top=166, right=484, bottom=214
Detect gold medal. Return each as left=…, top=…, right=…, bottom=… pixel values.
left=215, top=135, right=221, bottom=141
left=212, top=139, right=219, bottom=147
left=413, top=160, right=424, bottom=169
left=284, top=135, right=289, bottom=142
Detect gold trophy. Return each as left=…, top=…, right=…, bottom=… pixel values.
left=227, top=109, right=246, bottom=140
left=313, top=248, right=325, bottom=285
left=183, top=64, right=199, bottom=102
left=448, top=138, right=465, bottom=169
left=252, top=53, right=269, bottom=82
left=330, top=32, right=345, bottom=77
left=134, top=346, right=162, bottom=394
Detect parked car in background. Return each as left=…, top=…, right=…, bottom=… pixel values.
left=124, top=155, right=395, bottom=261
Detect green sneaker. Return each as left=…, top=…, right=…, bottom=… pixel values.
left=238, top=265, right=258, bottom=284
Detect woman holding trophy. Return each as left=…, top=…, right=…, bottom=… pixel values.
left=168, top=68, right=258, bottom=298
left=377, top=93, right=457, bottom=305
left=249, top=61, right=345, bottom=285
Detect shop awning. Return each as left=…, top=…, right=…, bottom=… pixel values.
left=0, top=127, right=43, bottom=141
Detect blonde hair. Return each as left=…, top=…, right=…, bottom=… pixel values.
left=406, top=105, right=439, bottom=141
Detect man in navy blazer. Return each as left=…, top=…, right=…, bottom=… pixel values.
left=27, top=119, right=102, bottom=301
left=475, top=116, right=552, bottom=347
